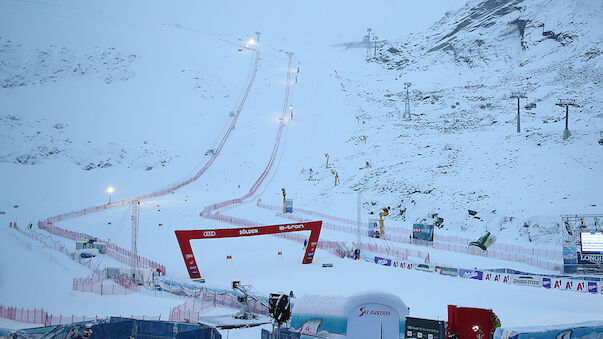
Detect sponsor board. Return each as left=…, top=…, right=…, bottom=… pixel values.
left=484, top=272, right=511, bottom=284
left=374, top=256, right=392, bottom=266
left=561, top=279, right=589, bottom=292
left=511, top=275, right=542, bottom=287
left=458, top=269, right=483, bottom=280
left=415, top=264, right=435, bottom=272
left=577, top=252, right=603, bottom=264
left=412, top=224, right=434, bottom=241
left=587, top=281, right=598, bottom=294
left=437, top=266, right=458, bottom=277
left=551, top=278, right=564, bottom=290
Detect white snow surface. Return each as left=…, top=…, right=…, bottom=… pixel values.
left=1, top=0, right=602, bottom=338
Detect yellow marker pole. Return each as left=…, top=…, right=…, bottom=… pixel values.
left=282, top=192, right=286, bottom=213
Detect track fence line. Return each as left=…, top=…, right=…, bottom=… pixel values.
left=37, top=221, right=166, bottom=275
left=200, top=52, right=293, bottom=217
left=256, top=201, right=562, bottom=272
left=42, top=51, right=260, bottom=227
left=73, top=276, right=138, bottom=296
left=0, top=305, right=160, bottom=327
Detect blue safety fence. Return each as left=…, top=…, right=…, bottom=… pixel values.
left=89, top=317, right=221, bottom=339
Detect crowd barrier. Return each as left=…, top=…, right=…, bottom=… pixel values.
left=256, top=201, right=562, bottom=272
left=0, top=305, right=159, bottom=327
left=37, top=221, right=166, bottom=275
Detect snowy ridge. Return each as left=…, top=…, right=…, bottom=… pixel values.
left=324, top=0, right=603, bottom=245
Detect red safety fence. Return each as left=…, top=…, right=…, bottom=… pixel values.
left=73, top=276, right=137, bottom=296
left=37, top=221, right=166, bottom=275
left=0, top=305, right=160, bottom=327
left=256, top=201, right=562, bottom=271
left=257, top=200, right=561, bottom=257
left=9, top=222, right=70, bottom=256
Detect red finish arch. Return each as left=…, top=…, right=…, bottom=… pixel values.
left=175, top=221, right=322, bottom=279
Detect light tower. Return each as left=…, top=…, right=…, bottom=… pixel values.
left=131, top=200, right=140, bottom=282
left=555, top=99, right=579, bottom=140
left=106, top=186, right=114, bottom=204
left=403, top=82, right=412, bottom=120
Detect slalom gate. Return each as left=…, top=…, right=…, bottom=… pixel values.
left=175, top=220, right=322, bottom=279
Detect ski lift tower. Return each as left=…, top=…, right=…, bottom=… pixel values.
left=131, top=200, right=140, bottom=281
left=510, top=92, right=527, bottom=133
left=555, top=99, right=579, bottom=140
left=403, top=82, right=412, bottom=120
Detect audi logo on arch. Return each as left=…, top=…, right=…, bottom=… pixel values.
left=203, top=231, right=216, bottom=237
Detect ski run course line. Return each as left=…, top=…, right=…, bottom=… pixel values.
left=45, top=50, right=260, bottom=224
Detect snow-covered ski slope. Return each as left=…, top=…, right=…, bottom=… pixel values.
left=1, top=0, right=602, bottom=336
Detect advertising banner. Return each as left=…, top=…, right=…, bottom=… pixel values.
left=577, top=252, right=603, bottom=265
left=400, top=262, right=413, bottom=270
left=412, top=224, right=434, bottom=241
left=285, top=199, right=293, bottom=213
left=435, top=266, right=459, bottom=277
left=458, top=269, right=483, bottom=280
left=550, top=278, right=564, bottom=290
left=560, top=279, right=589, bottom=292
left=511, top=275, right=541, bottom=287
left=587, top=281, right=598, bottom=294
left=563, top=245, right=578, bottom=274
left=374, top=256, right=392, bottom=266
left=484, top=272, right=512, bottom=284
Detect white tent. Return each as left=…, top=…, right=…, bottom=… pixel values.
left=291, top=292, right=409, bottom=339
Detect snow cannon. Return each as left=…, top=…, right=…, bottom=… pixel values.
left=468, top=232, right=496, bottom=252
